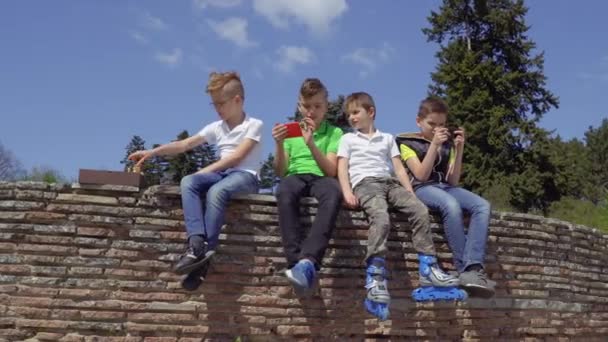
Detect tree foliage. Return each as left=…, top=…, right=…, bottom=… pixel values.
left=424, top=0, right=559, bottom=212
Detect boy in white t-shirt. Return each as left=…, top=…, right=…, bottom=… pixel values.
left=129, top=71, right=263, bottom=290
left=337, top=92, right=462, bottom=321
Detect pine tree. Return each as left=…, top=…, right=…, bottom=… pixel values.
left=121, top=135, right=161, bottom=186
left=259, top=153, right=278, bottom=192
left=424, top=0, right=559, bottom=212
left=584, top=118, right=608, bottom=204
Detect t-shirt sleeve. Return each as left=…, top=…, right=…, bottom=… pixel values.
left=337, top=134, right=351, bottom=158
left=327, top=127, right=344, bottom=154
left=400, top=144, right=417, bottom=161
left=197, top=122, right=217, bottom=145
left=246, top=119, right=263, bottom=142
left=389, top=139, right=400, bottom=158
left=449, top=146, right=456, bottom=164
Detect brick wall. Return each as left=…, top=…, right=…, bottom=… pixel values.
left=0, top=181, right=607, bottom=341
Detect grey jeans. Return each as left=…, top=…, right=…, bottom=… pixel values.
left=354, top=177, right=436, bottom=261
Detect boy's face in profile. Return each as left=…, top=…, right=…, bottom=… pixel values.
left=416, top=112, right=447, bottom=140
left=210, top=89, right=241, bottom=122
left=345, top=103, right=375, bottom=131
left=298, top=92, right=328, bottom=127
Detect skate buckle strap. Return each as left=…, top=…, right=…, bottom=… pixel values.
left=366, top=265, right=386, bottom=277
left=365, top=278, right=387, bottom=290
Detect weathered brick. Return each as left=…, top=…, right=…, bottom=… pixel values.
left=56, top=193, right=119, bottom=205
left=77, top=227, right=116, bottom=237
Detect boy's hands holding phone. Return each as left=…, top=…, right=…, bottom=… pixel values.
left=272, top=123, right=289, bottom=144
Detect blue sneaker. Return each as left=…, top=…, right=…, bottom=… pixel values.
left=285, top=259, right=316, bottom=297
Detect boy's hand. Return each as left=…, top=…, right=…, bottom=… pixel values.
left=302, top=117, right=316, bottom=146
left=272, top=124, right=288, bottom=144
left=431, top=127, right=449, bottom=146
left=343, top=191, right=359, bottom=209
left=128, top=150, right=153, bottom=169
left=453, top=127, right=465, bottom=148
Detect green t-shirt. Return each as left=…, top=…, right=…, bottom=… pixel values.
left=283, top=120, right=343, bottom=176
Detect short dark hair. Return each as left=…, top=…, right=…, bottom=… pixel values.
left=418, top=97, right=448, bottom=118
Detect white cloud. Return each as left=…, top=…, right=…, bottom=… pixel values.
left=193, top=0, right=242, bottom=10
left=275, top=45, right=315, bottom=73
left=129, top=30, right=148, bottom=45
left=253, top=0, right=347, bottom=36
left=342, top=43, right=395, bottom=78
left=139, top=11, right=168, bottom=31
left=207, top=17, right=257, bottom=48
left=155, top=48, right=183, bottom=68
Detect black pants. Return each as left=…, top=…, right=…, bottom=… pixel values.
left=277, top=174, right=343, bottom=269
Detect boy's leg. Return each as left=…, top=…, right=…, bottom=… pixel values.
left=387, top=181, right=459, bottom=289
left=353, top=178, right=392, bottom=261
left=302, top=176, right=343, bottom=267
left=414, top=184, right=467, bottom=272
left=176, top=172, right=223, bottom=274
left=354, top=178, right=391, bottom=320
left=276, top=175, right=309, bottom=269
left=180, top=172, right=223, bottom=239
left=444, top=186, right=495, bottom=297
left=204, top=170, right=259, bottom=250
left=443, top=186, right=491, bottom=271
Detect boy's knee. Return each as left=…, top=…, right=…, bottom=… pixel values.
left=443, top=198, right=462, bottom=216
left=180, top=174, right=194, bottom=191
left=207, top=185, right=229, bottom=202
left=478, top=198, right=491, bottom=213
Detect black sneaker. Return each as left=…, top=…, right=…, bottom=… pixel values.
left=181, top=260, right=212, bottom=291
left=173, top=241, right=215, bottom=275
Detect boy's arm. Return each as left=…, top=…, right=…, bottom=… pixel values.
left=392, top=157, right=415, bottom=193
left=337, top=157, right=358, bottom=208
left=402, top=128, right=449, bottom=182
left=129, top=135, right=205, bottom=169
left=301, top=118, right=340, bottom=177
left=447, top=128, right=465, bottom=185
left=197, top=138, right=258, bottom=174
left=272, top=124, right=289, bottom=177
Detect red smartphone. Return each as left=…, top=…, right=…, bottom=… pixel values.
left=285, top=122, right=303, bottom=138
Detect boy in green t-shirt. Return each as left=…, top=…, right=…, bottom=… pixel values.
left=271, top=78, right=343, bottom=296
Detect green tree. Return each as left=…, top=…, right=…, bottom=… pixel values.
left=259, top=153, right=278, bottom=192
left=584, top=118, right=608, bottom=204
left=120, top=135, right=162, bottom=186
left=22, top=166, right=67, bottom=184
left=424, top=0, right=559, bottom=212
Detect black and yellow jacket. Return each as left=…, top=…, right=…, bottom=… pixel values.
left=395, top=132, right=455, bottom=190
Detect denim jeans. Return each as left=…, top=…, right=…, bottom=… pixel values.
left=276, top=174, right=343, bottom=269
left=354, top=177, right=435, bottom=261
left=180, top=169, right=259, bottom=250
left=415, top=183, right=491, bottom=272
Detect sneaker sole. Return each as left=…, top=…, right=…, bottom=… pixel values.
left=174, top=251, right=215, bottom=275
left=181, top=262, right=211, bottom=291
left=461, top=283, right=495, bottom=298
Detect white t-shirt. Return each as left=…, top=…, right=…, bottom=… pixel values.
left=337, top=129, right=400, bottom=188
left=197, top=115, right=263, bottom=175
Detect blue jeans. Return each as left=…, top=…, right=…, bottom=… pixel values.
left=180, top=169, right=259, bottom=250
left=415, top=183, right=491, bottom=272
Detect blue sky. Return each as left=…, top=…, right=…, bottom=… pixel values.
left=1, top=0, right=607, bottom=180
